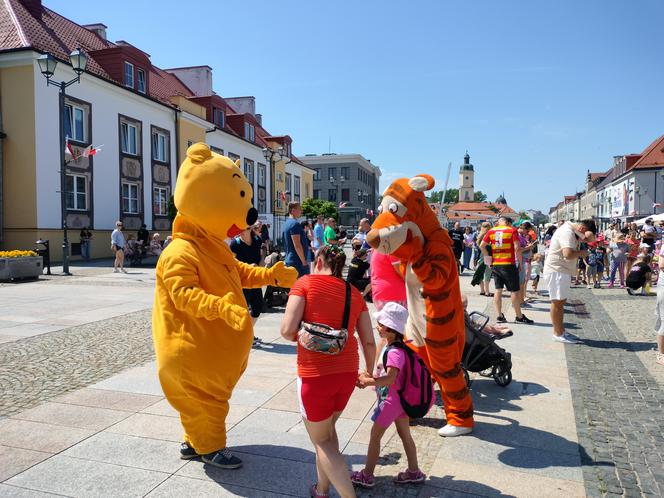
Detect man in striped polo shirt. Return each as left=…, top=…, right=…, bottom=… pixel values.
left=480, top=216, right=534, bottom=324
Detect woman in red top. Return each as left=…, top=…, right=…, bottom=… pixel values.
left=281, top=245, right=375, bottom=498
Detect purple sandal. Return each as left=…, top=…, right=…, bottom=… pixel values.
left=394, top=468, right=426, bottom=484
left=350, top=469, right=376, bottom=488
left=310, top=483, right=329, bottom=498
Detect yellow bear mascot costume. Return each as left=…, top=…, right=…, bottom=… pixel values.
left=152, top=143, right=297, bottom=468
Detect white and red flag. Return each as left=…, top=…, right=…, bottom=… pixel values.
left=339, top=202, right=348, bottom=208
left=64, top=136, right=77, bottom=160
left=82, top=144, right=103, bottom=158
left=653, top=203, right=662, bottom=210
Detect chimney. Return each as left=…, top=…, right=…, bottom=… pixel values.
left=255, top=114, right=262, bottom=125
left=83, top=23, right=108, bottom=40
left=164, top=66, right=213, bottom=97
left=19, top=0, right=42, bottom=18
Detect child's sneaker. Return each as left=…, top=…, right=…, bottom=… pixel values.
left=350, top=469, right=375, bottom=488
left=394, top=468, right=426, bottom=485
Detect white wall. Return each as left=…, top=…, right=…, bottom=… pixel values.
left=33, top=60, right=177, bottom=230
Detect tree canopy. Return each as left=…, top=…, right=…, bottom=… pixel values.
left=301, top=198, right=338, bottom=220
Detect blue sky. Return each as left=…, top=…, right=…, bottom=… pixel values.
left=49, top=0, right=664, bottom=213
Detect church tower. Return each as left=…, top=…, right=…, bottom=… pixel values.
left=459, top=152, right=474, bottom=202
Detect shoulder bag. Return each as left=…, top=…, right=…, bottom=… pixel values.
left=298, top=281, right=351, bottom=355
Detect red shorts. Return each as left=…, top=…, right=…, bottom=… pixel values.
left=297, top=372, right=357, bottom=422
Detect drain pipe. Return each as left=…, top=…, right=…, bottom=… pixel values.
left=0, top=109, right=6, bottom=250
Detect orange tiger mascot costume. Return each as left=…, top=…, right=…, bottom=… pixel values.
left=366, top=174, right=474, bottom=435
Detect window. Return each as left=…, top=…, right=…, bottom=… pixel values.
left=153, top=187, right=169, bottom=216
left=122, top=182, right=139, bottom=214
left=294, top=176, right=301, bottom=201
left=152, top=131, right=168, bottom=162
left=244, top=159, right=254, bottom=185
left=257, top=163, right=266, bottom=186
left=277, top=172, right=283, bottom=181
left=137, top=68, right=146, bottom=93
left=210, top=146, right=224, bottom=155
left=305, top=182, right=310, bottom=198
left=213, top=108, right=225, bottom=128
left=313, top=168, right=321, bottom=181
left=284, top=143, right=290, bottom=157
left=258, top=199, right=266, bottom=213
left=244, top=122, right=255, bottom=142
left=341, top=188, right=349, bottom=202
left=328, top=189, right=337, bottom=202
left=328, top=167, right=336, bottom=181
left=341, top=167, right=350, bottom=181
left=65, top=174, right=87, bottom=211
left=313, top=189, right=320, bottom=199
left=285, top=173, right=292, bottom=201
left=64, top=104, right=85, bottom=142
left=187, top=140, right=194, bottom=147
left=124, top=62, right=134, bottom=88
left=228, top=152, right=240, bottom=163
left=121, top=122, right=138, bottom=155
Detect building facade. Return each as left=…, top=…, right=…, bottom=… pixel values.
left=458, top=152, right=474, bottom=202
left=302, top=153, right=381, bottom=227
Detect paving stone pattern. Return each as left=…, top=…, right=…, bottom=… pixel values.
left=0, top=310, right=154, bottom=417
left=565, top=289, right=664, bottom=497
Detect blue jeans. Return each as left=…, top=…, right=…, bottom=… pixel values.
left=463, top=247, right=472, bottom=269
left=81, top=240, right=91, bottom=261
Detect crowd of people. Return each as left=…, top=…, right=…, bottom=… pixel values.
left=109, top=222, right=174, bottom=273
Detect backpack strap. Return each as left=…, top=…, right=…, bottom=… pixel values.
left=341, top=281, right=351, bottom=330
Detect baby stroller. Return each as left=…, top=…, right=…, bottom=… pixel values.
left=462, top=311, right=513, bottom=387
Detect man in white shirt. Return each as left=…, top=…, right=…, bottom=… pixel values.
left=352, top=218, right=371, bottom=249
left=541, top=219, right=597, bottom=344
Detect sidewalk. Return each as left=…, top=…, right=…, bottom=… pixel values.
left=0, top=271, right=586, bottom=497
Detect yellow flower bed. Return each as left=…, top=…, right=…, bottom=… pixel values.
left=0, top=250, right=38, bottom=258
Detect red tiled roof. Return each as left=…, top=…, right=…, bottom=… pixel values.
left=589, top=171, right=608, bottom=181
left=632, top=134, right=664, bottom=170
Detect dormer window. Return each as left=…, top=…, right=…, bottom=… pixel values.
left=213, top=107, right=225, bottom=128
left=244, top=122, right=255, bottom=142
left=124, top=62, right=134, bottom=88
left=137, top=68, right=146, bottom=93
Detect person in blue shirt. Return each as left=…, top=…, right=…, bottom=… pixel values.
left=313, top=215, right=325, bottom=252
left=282, top=202, right=309, bottom=278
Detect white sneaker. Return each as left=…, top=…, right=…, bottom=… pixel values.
left=113, top=268, right=119, bottom=273
left=438, top=424, right=473, bottom=437
left=121, top=268, right=128, bottom=273
left=586, top=284, right=592, bottom=289
left=552, top=334, right=580, bottom=344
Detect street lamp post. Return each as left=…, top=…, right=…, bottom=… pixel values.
left=37, top=49, right=88, bottom=275
left=262, top=146, right=291, bottom=247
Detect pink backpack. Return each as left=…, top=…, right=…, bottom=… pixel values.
left=382, top=342, right=435, bottom=418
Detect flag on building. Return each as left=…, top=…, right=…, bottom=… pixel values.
left=280, top=191, right=287, bottom=202
left=654, top=202, right=662, bottom=210
left=64, top=136, right=77, bottom=160
left=339, top=202, right=348, bottom=208
left=82, top=144, right=103, bottom=158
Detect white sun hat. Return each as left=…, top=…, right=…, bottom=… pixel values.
left=373, top=302, right=408, bottom=335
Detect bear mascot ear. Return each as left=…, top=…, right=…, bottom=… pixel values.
left=234, top=159, right=241, bottom=168
left=187, top=142, right=212, bottom=164
left=408, top=174, right=435, bottom=192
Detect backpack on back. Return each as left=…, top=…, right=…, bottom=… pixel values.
left=382, top=342, right=435, bottom=419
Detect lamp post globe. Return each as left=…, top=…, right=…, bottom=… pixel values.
left=37, top=53, right=57, bottom=78
left=69, top=48, right=88, bottom=74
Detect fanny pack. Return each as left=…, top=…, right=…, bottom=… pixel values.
left=298, top=281, right=351, bottom=355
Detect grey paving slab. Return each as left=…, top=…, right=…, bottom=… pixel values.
left=0, top=445, right=51, bottom=482
left=176, top=453, right=317, bottom=497
left=0, top=484, right=58, bottom=497
left=11, top=402, right=131, bottom=431
left=90, top=362, right=163, bottom=396
left=229, top=407, right=302, bottom=434
left=5, top=454, right=168, bottom=497
left=0, top=419, right=95, bottom=453
left=61, top=432, right=187, bottom=473
left=146, top=475, right=296, bottom=498
left=52, top=388, right=162, bottom=412
left=105, top=413, right=183, bottom=442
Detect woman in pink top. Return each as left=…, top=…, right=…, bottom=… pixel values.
left=370, top=251, right=407, bottom=311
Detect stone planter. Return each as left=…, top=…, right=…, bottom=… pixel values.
left=0, top=256, right=43, bottom=281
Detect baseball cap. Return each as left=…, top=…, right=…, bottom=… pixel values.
left=373, top=302, right=408, bottom=335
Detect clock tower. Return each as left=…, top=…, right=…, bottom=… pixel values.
left=459, top=152, right=474, bottom=202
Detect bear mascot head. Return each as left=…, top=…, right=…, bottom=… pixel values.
left=174, top=142, right=258, bottom=240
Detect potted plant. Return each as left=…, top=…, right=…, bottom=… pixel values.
left=0, top=250, right=43, bottom=281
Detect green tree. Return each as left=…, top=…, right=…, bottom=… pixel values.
left=487, top=204, right=500, bottom=213
left=427, top=191, right=443, bottom=203
left=444, top=189, right=459, bottom=203
left=517, top=211, right=531, bottom=220
left=301, top=198, right=338, bottom=221
left=474, top=191, right=488, bottom=202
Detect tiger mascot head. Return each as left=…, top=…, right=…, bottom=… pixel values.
left=366, top=174, right=450, bottom=257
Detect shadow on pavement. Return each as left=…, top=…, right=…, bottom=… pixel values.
left=255, top=342, right=296, bottom=355
left=470, top=378, right=550, bottom=414
left=579, top=338, right=655, bottom=352
left=427, top=475, right=515, bottom=497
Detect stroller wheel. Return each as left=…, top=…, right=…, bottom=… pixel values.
left=463, top=368, right=472, bottom=388
left=493, top=365, right=512, bottom=387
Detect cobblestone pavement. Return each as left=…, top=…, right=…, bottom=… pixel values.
left=0, top=310, right=154, bottom=417
left=565, top=287, right=664, bottom=497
